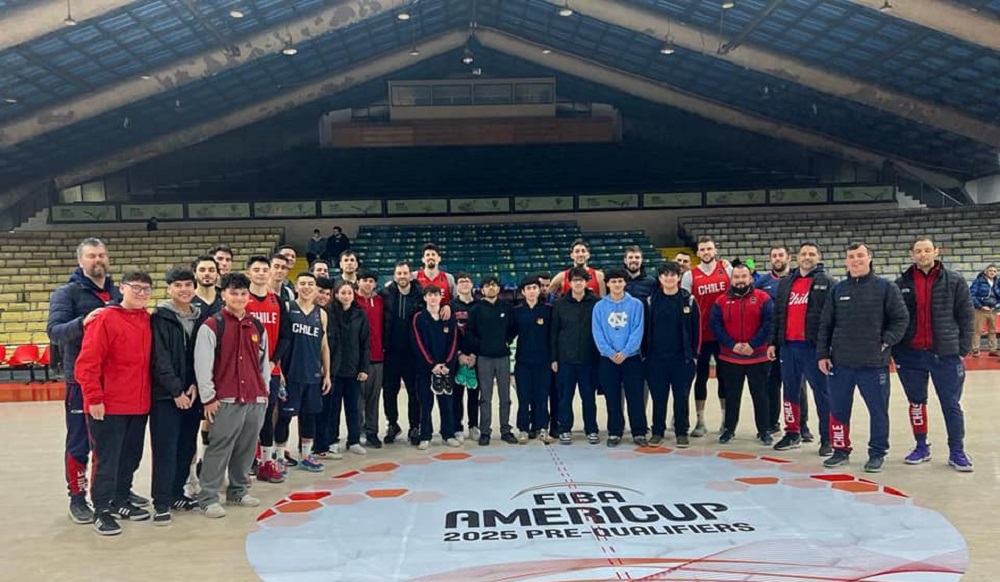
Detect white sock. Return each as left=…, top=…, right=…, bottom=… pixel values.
left=274, top=445, right=285, bottom=461
left=697, top=410, right=705, bottom=422
left=300, top=440, right=313, bottom=460
left=262, top=446, right=274, bottom=464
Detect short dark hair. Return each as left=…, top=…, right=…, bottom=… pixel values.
left=911, top=236, right=937, bottom=250
left=332, top=226, right=342, bottom=233
left=270, top=253, right=289, bottom=266
left=697, top=236, right=715, bottom=246
left=165, top=267, right=195, bottom=285
left=570, top=238, right=590, bottom=252
left=799, top=242, right=821, bottom=254
left=313, top=228, right=321, bottom=234
left=316, top=276, right=334, bottom=290
left=657, top=262, right=681, bottom=277
left=624, top=245, right=642, bottom=255
left=246, top=255, right=270, bottom=269
left=277, top=244, right=296, bottom=254
left=454, top=271, right=473, bottom=283
left=481, top=275, right=500, bottom=287
left=534, top=270, right=552, bottom=280
left=220, top=273, right=250, bottom=290
left=568, top=266, right=591, bottom=281
left=423, top=284, right=443, bottom=296
left=121, top=270, right=152, bottom=285
left=311, top=259, right=331, bottom=270
left=357, top=269, right=377, bottom=282
left=520, top=276, right=541, bottom=290
left=846, top=242, right=871, bottom=254
left=209, top=244, right=233, bottom=258
left=394, top=260, right=411, bottom=270
left=769, top=245, right=790, bottom=256
left=731, top=264, right=752, bottom=275
left=422, top=243, right=440, bottom=255
left=604, top=268, right=626, bottom=282
left=339, top=250, right=357, bottom=261
left=296, top=271, right=317, bottom=282
left=191, top=255, right=217, bottom=271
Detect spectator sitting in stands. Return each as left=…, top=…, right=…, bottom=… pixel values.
left=306, top=229, right=325, bottom=264
left=324, top=226, right=351, bottom=262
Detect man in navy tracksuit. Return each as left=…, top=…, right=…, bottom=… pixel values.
left=551, top=267, right=601, bottom=445
left=817, top=243, right=909, bottom=473
left=768, top=243, right=834, bottom=456
left=644, top=262, right=699, bottom=448
left=46, top=238, right=127, bottom=524
left=411, top=285, right=459, bottom=450
left=513, top=276, right=553, bottom=444
left=893, top=237, right=975, bottom=472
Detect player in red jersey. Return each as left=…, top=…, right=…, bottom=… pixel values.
left=681, top=236, right=732, bottom=437
left=416, top=243, right=456, bottom=304
left=547, top=239, right=605, bottom=298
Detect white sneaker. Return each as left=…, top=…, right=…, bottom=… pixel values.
left=227, top=495, right=260, bottom=507
left=203, top=503, right=226, bottom=519
left=417, top=440, right=430, bottom=450
left=360, top=434, right=367, bottom=445
left=518, top=431, right=529, bottom=444
left=348, top=444, right=367, bottom=455
left=538, top=428, right=553, bottom=444
left=332, top=443, right=343, bottom=456
left=445, top=438, right=461, bottom=448
left=470, top=427, right=481, bottom=440
left=454, top=432, right=466, bottom=443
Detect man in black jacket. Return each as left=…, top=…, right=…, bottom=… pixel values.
left=380, top=261, right=425, bottom=445
left=644, top=262, right=699, bottom=448
left=551, top=267, right=601, bottom=445
left=768, top=243, right=835, bottom=455
left=150, top=267, right=206, bottom=524
left=893, top=236, right=975, bottom=472
left=817, top=243, right=909, bottom=473
left=467, top=275, right=517, bottom=446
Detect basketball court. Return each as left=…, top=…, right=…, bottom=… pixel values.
left=2, top=366, right=996, bottom=581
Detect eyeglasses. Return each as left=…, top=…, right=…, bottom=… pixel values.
left=123, top=283, right=153, bottom=295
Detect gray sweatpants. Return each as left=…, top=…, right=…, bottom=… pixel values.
left=198, top=401, right=266, bottom=508
left=477, top=356, right=512, bottom=437
left=359, top=362, right=384, bottom=436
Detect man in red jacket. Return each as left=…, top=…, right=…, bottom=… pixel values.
left=708, top=265, right=774, bottom=446
left=76, top=270, right=154, bottom=536
left=356, top=270, right=385, bottom=448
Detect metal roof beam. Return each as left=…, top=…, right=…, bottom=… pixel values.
left=536, top=0, right=1000, bottom=148
left=0, top=0, right=417, bottom=148
left=47, top=30, right=468, bottom=188
left=475, top=28, right=961, bottom=189
left=847, top=0, right=1000, bottom=52
left=0, top=0, right=134, bottom=52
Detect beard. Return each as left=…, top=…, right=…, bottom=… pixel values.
left=425, top=261, right=437, bottom=270
left=732, top=283, right=752, bottom=296
left=626, top=264, right=640, bottom=274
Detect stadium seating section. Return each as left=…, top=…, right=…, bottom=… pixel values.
left=352, top=222, right=658, bottom=286
left=679, top=205, right=999, bottom=281
left=0, top=228, right=282, bottom=368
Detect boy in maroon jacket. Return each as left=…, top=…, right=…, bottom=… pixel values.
left=356, top=270, right=385, bottom=448
left=76, top=270, right=154, bottom=536
left=709, top=264, right=774, bottom=446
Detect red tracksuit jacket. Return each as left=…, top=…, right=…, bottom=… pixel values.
left=76, top=306, right=152, bottom=415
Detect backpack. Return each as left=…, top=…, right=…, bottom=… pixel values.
left=209, top=311, right=266, bottom=362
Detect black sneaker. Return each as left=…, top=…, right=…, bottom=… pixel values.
left=366, top=434, right=383, bottom=449
left=818, top=443, right=834, bottom=457
left=801, top=427, right=815, bottom=443
left=478, top=434, right=491, bottom=446
left=500, top=432, right=518, bottom=445
left=528, top=431, right=538, bottom=440
left=128, top=491, right=150, bottom=507
left=759, top=433, right=774, bottom=446
left=773, top=434, right=802, bottom=451
left=112, top=501, right=151, bottom=522
left=283, top=451, right=298, bottom=467
left=634, top=435, right=649, bottom=447
left=171, top=496, right=199, bottom=511
left=153, top=507, right=172, bottom=526
left=649, top=435, right=664, bottom=446
left=864, top=456, right=885, bottom=473
left=767, top=424, right=781, bottom=435
left=719, top=429, right=735, bottom=444
left=249, top=458, right=258, bottom=477
left=69, top=497, right=94, bottom=524
left=407, top=428, right=420, bottom=446
left=675, top=435, right=691, bottom=448
left=385, top=423, right=402, bottom=444
left=607, top=435, right=622, bottom=448
left=823, top=449, right=850, bottom=468
left=93, top=510, right=122, bottom=536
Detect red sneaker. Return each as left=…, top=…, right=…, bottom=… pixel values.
left=256, top=460, right=285, bottom=484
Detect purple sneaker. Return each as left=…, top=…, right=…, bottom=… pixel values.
left=948, top=450, right=974, bottom=473
left=903, top=443, right=931, bottom=465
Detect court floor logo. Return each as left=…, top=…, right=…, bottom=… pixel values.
left=246, top=446, right=967, bottom=581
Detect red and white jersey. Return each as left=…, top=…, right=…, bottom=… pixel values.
left=416, top=270, right=454, bottom=304
left=689, top=262, right=730, bottom=342
left=784, top=277, right=813, bottom=342
left=246, top=290, right=282, bottom=375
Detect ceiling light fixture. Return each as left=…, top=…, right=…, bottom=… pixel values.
left=659, top=42, right=675, bottom=55
left=541, top=48, right=552, bottom=54
left=409, top=46, right=421, bottom=56
left=3, top=97, right=17, bottom=104
left=721, top=0, right=735, bottom=9
left=461, top=47, right=475, bottom=65
left=64, top=0, right=77, bottom=26
left=397, top=11, right=411, bottom=20
left=879, top=0, right=892, bottom=11
left=558, top=1, right=574, bottom=17
left=282, top=45, right=298, bottom=56
left=140, top=74, right=152, bottom=80
left=229, top=9, right=245, bottom=18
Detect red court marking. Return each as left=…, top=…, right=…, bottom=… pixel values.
left=810, top=473, right=855, bottom=482
left=735, top=477, right=780, bottom=485
left=333, top=470, right=360, bottom=479
left=289, top=491, right=331, bottom=501
left=716, top=451, right=756, bottom=460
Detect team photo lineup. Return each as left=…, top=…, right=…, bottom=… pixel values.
left=52, top=230, right=982, bottom=537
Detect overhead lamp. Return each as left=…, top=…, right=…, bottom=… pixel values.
left=659, top=41, right=676, bottom=55
left=461, top=48, right=475, bottom=65
left=721, top=0, right=735, bottom=8
left=409, top=46, right=421, bottom=56
left=541, top=48, right=552, bottom=54
left=281, top=41, right=298, bottom=56
left=3, top=97, right=17, bottom=104
left=229, top=9, right=245, bottom=18
left=64, top=0, right=77, bottom=26
left=397, top=11, right=411, bottom=20
left=140, top=74, right=152, bottom=80
left=558, top=1, right=574, bottom=17
left=878, top=0, right=892, bottom=11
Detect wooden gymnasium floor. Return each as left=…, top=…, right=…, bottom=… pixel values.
left=0, top=365, right=997, bottom=582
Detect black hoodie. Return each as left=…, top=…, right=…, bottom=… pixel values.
left=379, top=280, right=425, bottom=356
left=151, top=301, right=206, bottom=402
left=550, top=290, right=600, bottom=364
left=331, top=302, right=371, bottom=378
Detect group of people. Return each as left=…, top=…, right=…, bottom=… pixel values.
left=48, top=232, right=978, bottom=538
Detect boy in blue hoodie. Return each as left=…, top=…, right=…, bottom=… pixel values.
left=592, top=269, right=646, bottom=447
